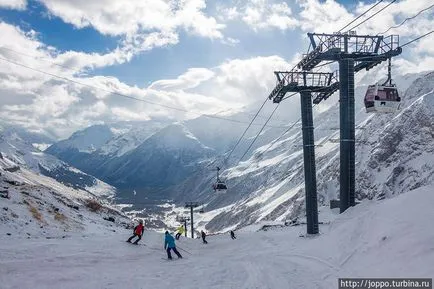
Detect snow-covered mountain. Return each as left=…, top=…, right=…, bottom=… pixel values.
left=0, top=126, right=116, bottom=198
left=46, top=120, right=175, bottom=188
left=96, top=123, right=216, bottom=189
left=99, top=121, right=168, bottom=157
left=46, top=109, right=292, bottom=196
left=0, top=154, right=130, bottom=239
left=50, top=124, right=115, bottom=154
left=168, top=71, right=433, bottom=232
left=43, top=71, right=433, bottom=234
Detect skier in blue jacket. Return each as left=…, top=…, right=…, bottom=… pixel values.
left=164, top=231, right=182, bottom=260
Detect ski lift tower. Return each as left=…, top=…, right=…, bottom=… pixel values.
left=268, top=71, right=339, bottom=235
left=270, top=31, right=402, bottom=216
left=184, top=202, right=199, bottom=238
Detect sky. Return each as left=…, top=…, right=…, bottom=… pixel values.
left=0, top=0, right=433, bottom=139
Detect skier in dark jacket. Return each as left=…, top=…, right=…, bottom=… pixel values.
left=230, top=230, right=236, bottom=240
left=127, top=219, right=144, bottom=245
left=164, top=231, right=182, bottom=260
left=201, top=230, right=208, bottom=244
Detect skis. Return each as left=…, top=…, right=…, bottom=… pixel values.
left=161, top=257, right=185, bottom=261
left=124, top=241, right=145, bottom=246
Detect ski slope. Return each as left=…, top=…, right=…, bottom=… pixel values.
left=1, top=185, right=433, bottom=289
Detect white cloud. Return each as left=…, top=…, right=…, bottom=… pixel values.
left=15, top=0, right=227, bottom=71
left=54, top=31, right=179, bottom=71
left=297, top=0, right=352, bottom=32
left=220, top=0, right=299, bottom=31
left=39, top=0, right=224, bottom=39
left=0, top=0, right=26, bottom=10
left=1, top=0, right=434, bottom=139
left=149, top=68, right=215, bottom=91
left=0, top=20, right=179, bottom=74
left=0, top=22, right=295, bottom=138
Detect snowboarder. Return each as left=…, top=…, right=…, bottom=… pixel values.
left=230, top=230, right=236, bottom=240
left=201, top=230, right=208, bottom=244
left=175, top=225, right=185, bottom=240
left=164, top=231, right=182, bottom=260
left=126, top=219, right=144, bottom=245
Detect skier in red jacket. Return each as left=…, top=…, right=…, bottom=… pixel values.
left=126, top=219, right=144, bottom=245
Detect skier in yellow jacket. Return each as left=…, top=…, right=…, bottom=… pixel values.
left=175, top=225, right=185, bottom=240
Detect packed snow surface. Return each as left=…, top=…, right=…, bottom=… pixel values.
left=1, top=185, right=433, bottom=289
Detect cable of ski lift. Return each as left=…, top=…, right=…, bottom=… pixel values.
left=378, top=3, right=434, bottom=35
left=254, top=117, right=301, bottom=162
left=222, top=96, right=270, bottom=166
left=237, top=104, right=280, bottom=163
left=0, top=46, right=91, bottom=75
left=400, top=30, right=434, bottom=47
left=346, top=0, right=397, bottom=32
left=337, top=0, right=384, bottom=32
left=255, top=104, right=320, bottom=162
left=256, top=100, right=339, bottom=190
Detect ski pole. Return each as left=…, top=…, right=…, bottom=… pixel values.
left=177, top=246, right=192, bottom=255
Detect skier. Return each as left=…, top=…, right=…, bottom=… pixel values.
left=175, top=225, right=185, bottom=240
left=126, top=219, right=144, bottom=245
left=201, top=230, right=208, bottom=244
left=164, top=231, right=182, bottom=260
left=230, top=230, right=236, bottom=240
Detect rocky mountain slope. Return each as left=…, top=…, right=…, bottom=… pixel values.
left=0, top=126, right=116, bottom=198
left=0, top=154, right=130, bottom=239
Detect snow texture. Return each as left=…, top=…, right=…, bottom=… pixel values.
left=1, top=184, right=433, bottom=289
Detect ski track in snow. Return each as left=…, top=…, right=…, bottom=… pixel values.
left=0, top=231, right=337, bottom=289
left=2, top=185, right=434, bottom=289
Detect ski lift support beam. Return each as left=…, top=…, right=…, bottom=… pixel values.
left=271, top=31, right=402, bottom=216
left=269, top=71, right=339, bottom=235
left=299, top=32, right=402, bottom=105
left=184, top=202, right=199, bottom=238
left=267, top=32, right=402, bottom=234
